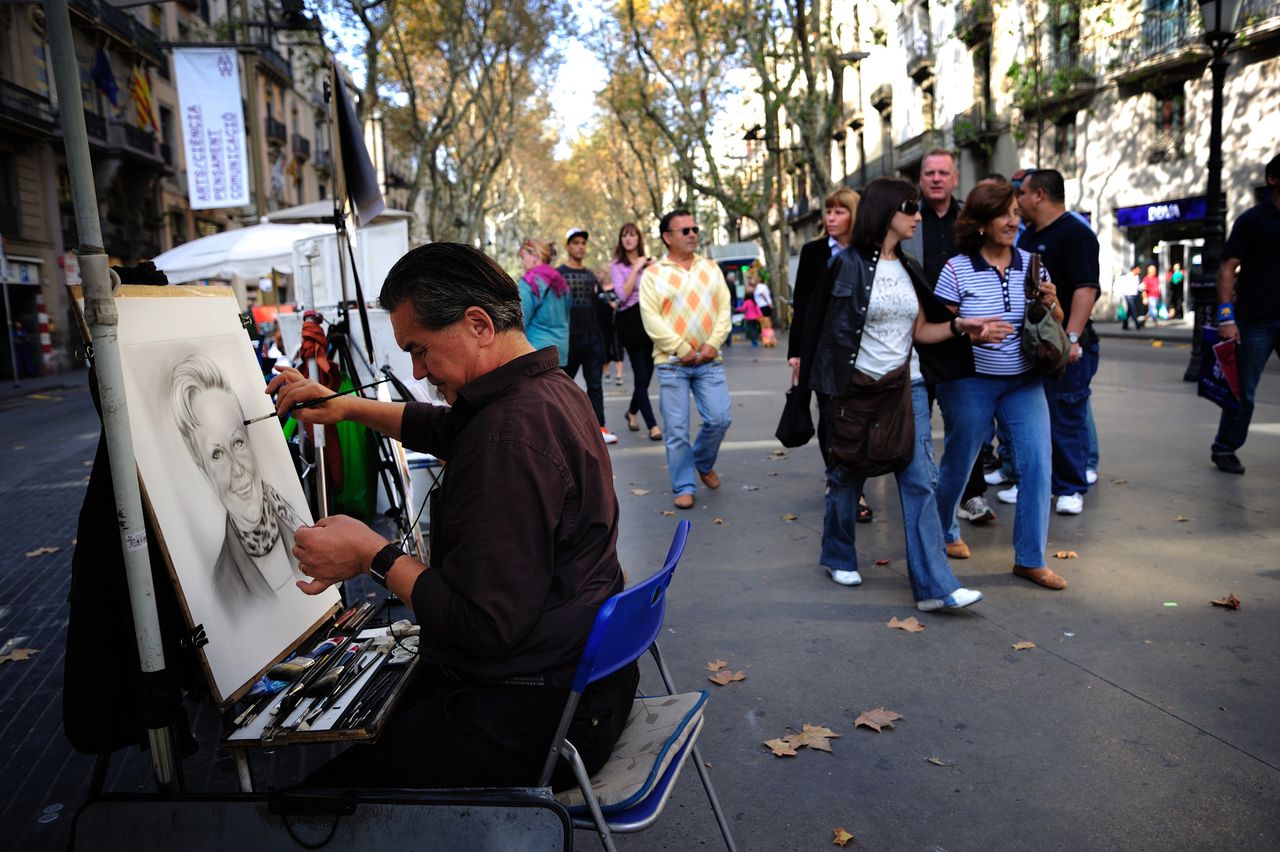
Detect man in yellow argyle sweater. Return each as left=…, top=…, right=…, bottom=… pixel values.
left=640, top=209, right=733, bottom=509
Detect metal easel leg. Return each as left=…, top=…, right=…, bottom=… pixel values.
left=233, top=750, right=254, bottom=793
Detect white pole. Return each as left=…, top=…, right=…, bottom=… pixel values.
left=43, top=0, right=178, bottom=789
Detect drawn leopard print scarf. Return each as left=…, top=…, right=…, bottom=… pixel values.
left=229, top=482, right=292, bottom=558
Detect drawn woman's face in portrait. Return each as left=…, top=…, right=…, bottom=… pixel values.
left=191, top=387, right=263, bottom=525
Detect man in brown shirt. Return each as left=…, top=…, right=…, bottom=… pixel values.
left=267, top=242, right=636, bottom=788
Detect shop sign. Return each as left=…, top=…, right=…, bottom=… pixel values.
left=1115, top=196, right=1208, bottom=229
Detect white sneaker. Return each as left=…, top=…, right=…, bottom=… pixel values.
left=957, top=496, right=996, bottom=523
left=1085, top=468, right=1098, bottom=485
left=917, top=587, right=984, bottom=612
left=1055, top=493, right=1084, bottom=515
left=825, top=567, right=863, bottom=586
left=997, top=485, right=1018, bottom=504
left=984, top=469, right=1011, bottom=486
left=601, top=428, right=619, bottom=445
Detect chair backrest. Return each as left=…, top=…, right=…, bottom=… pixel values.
left=569, top=521, right=690, bottom=694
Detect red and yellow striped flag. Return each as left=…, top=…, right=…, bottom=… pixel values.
left=129, top=65, right=158, bottom=133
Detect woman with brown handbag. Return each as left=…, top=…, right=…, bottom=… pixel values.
left=793, top=178, right=1010, bottom=611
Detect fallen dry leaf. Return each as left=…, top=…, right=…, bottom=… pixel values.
left=767, top=471, right=779, bottom=477
left=787, top=723, right=841, bottom=752
left=781, top=513, right=798, bottom=521
left=833, top=827, right=855, bottom=847
left=0, top=648, right=40, bottom=665
left=742, top=484, right=760, bottom=491
left=874, top=559, right=891, bottom=566
left=1151, top=340, right=1164, bottom=348
left=1210, top=593, right=1241, bottom=610
left=1111, top=479, right=1128, bottom=485
left=706, top=659, right=727, bottom=672
left=660, top=510, right=676, bottom=516
left=629, top=488, right=652, bottom=496
left=853, top=707, right=902, bottom=733
left=25, top=546, right=60, bottom=558
left=1011, top=641, right=1037, bottom=651
left=1174, top=516, right=1192, bottom=523
left=926, top=756, right=949, bottom=767
left=887, top=616, right=926, bottom=633
left=713, top=517, right=725, bottom=525
left=1053, top=551, right=1079, bottom=559
left=770, top=449, right=787, bottom=458
left=709, top=669, right=746, bottom=686
left=763, top=737, right=798, bottom=757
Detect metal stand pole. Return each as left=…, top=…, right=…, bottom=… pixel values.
left=307, top=355, right=329, bottom=517
left=1185, top=35, right=1233, bottom=381
left=43, top=0, right=178, bottom=791
left=3, top=280, right=19, bottom=386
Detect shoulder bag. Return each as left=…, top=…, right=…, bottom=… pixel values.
left=1020, top=253, right=1070, bottom=379
left=775, top=384, right=816, bottom=448
left=829, top=362, right=914, bottom=476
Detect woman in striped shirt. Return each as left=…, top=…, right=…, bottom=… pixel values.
left=933, top=181, right=1068, bottom=591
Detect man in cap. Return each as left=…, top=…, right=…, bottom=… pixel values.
left=559, top=227, right=617, bottom=444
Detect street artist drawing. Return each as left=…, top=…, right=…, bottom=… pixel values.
left=266, top=242, right=636, bottom=789
left=169, top=353, right=303, bottom=611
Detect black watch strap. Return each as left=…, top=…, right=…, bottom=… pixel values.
left=369, top=543, right=404, bottom=588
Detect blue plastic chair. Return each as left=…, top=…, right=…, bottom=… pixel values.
left=537, top=520, right=736, bottom=851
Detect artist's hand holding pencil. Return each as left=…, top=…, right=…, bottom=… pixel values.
left=293, top=515, right=388, bottom=595
left=265, top=367, right=362, bottom=426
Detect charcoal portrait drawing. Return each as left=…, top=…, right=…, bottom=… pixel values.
left=169, top=353, right=303, bottom=611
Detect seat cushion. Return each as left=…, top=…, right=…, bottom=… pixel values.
left=557, top=691, right=707, bottom=813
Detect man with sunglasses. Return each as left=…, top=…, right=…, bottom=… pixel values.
left=640, top=209, right=734, bottom=509
left=1016, top=168, right=1101, bottom=516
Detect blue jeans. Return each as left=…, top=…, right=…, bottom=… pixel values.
left=655, top=360, right=732, bottom=496
left=1213, top=319, right=1280, bottom=454
left=1042, top=339, right=1099, bottom=496
left=937, top=374, right=1051, bottom=569
left=1086, top=398, right=1099, bottom=470
left=822, top=382, right=962, bottom=601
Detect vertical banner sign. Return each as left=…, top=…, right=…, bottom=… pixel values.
left=173, top=48, right=250, bottom=210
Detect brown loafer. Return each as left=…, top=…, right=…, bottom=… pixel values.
left=673, top=493, right=695, bottom=509
left=946, top=540, right=971, bottom=559
left=698, top=469, right=721, bottom=489
left=1013, top=565, right=1068, bottom=590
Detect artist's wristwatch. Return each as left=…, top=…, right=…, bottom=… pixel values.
left=1067, top=332, right=1080, bottom=345
left=369, top=543, right=404, bottom=588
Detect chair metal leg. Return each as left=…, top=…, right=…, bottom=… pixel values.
left=563, top=740, right=618, bottom=852
left=691, top=743, right=738, bottom=852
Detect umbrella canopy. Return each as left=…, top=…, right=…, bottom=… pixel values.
left=150, top=222, right=336, bottom=284
left=262, top=200, right=413, bottom=225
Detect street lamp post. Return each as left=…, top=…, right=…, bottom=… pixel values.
left=1186, top=0, right=1242, bottom=381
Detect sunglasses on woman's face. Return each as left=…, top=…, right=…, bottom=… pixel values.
left=897, top=200, right=920, bottom=216
left=665, top=226, right=700, bottom=236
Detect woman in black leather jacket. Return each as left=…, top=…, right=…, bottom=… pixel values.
left=794, top=178, right=1010, bottom=611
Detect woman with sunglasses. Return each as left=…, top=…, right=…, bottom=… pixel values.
left=517, top=238, right=571, bottom=367
left=790, top=185, right=875, bottom=522
left=932, top=180, right=1068, bottom=591
left=794, top=177, right=1010, bottom=611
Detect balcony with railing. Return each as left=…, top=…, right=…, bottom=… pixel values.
left=871, top=83, right=893, bottom=110
left=1108, top=8, right=1209, bottom=85
left=1239, top=0, right=1280, bottom=41
left=258, top=48, right=293, bottom=85
left=0, top=79, right=57, bottom=135
left=266, top=117, right=288, bottom=145
left=83, top=110, right=107, bottom=141
left=1016, top=51, right=1099, bottom=116
left=314, top=149, right=333, bottom=176
left=952, top=102, right=1000, bottom=150
left=103, top=119, right=163, bottom=165
left=956, top=0, right=994, bottom=47
left=1147, top=127, right=1186, bottom=164
left=133, top=21, right=167, bottom=66
left=906, top=31, right=935, bottom=83
left=894, top=129, right=945, bottom=170
left=99, top=2, right=136, bottom=43
left=292, top=133, right=311, bottom=161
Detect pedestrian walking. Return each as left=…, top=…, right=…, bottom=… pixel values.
left=793, top=177, right=1005, bottom=609
left=640, top=209, right=732, bottom=509
left=1143, top=264, right=1164, bottom=327
left=1209, top=152, right=1280, bottom=475
left=610, top=222, right=662, bottom=441
left=934, top=179, right=1068, bottom=591
left=1121, top=265, right=1146, bottom=331
left=596, top=264, right=625, bottom=388
left=743, top=282, right=763, bottom=346
left=789, top=185, right=874, bottom=522
left=558, top=228, right=618, bottom=445
left=1017, top=168, right=1101, bottom=517
left=902, top=148, right=998, bottom=526
left=517, top=238, right=570, bottom=367
left=752, top=269, right=776, bottom=347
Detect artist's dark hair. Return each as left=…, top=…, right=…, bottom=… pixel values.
left=379, top=243, right=523, bottom=332
left=1024, top=168, right=1066, bottom=204
left=613, top=222, right=646, bottom=264
left=955, top=180, right=1018, bottom=255
left=851, top=178, right=918, bottom=255
left=1266, top=153, right=1280, bottom=183
left=658, top=208, right=692, bottom=237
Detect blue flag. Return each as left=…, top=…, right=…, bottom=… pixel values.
left=91, top=47, right=119, bottom=107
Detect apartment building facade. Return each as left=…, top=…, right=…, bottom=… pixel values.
left=785, top=0, right=1280, bottom=313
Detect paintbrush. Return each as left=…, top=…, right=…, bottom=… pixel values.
left=244, top=378, right=389, bottom=426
